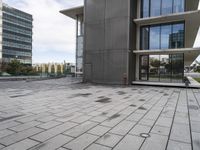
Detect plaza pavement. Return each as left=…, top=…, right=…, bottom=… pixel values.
left=0, top=78, right=199, bottom=150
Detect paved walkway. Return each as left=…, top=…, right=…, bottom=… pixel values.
left=0, top=78, right=199, bottom=150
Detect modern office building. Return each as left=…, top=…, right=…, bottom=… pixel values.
left=61, top=0, right=200, bottom=85
left=0, top=2, right=33, bottom=68
left=60, top=7, right=84, bottom=77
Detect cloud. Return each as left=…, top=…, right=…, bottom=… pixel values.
left=3, top=0, right=83, bottom=63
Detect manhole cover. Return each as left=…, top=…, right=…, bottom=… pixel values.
left=140, top=133, right=150, bottom=138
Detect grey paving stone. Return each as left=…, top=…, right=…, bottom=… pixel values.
left=192, top=132, right=200, bottom=150
left=63, top=121, right=98, bottom=137
left=88, top=125, right=111, bottom=136
left=110, top=120, right=136, bottom=136
left=138, top=118, right=155, bottom=127
left=140, top=133, right=168, bottom=150
left=17, top=112, right=50, bottom=123
left=95, top=133, right=122, bottom=148
left=155, top=117, right=173, bottom=128
left=0, top=121, right=21, bottom=131
left=30, top=134, right=73, bottom=150
left=151, top=125, right=170, bottom=136
left=31, top=122, right=77, bottom=142
left=37, top=120, right=62, bottom=130
left=90, top=115, right=108, bottom=123
left=191, top=121, right=200, bottom=133
left=126, top=113, right=144, bottom=122
left=170, top=123, right=191, bottom=143
left=114, top=135, right=144, bottom=150
left=86, top=143, right=111, bottom=150
left=167, top=140, right=192, bottom=150
left=0, top=129, right=15, bottom=139
left=129, top=124, right=151, bottom=136
left=100, top=115, right=126, bottom=127
left=0, top=127, right=43, bottom=146
left=71, top=115, right=93, bottom=124
left=9, top=121, right=41, bottom=132
left=1, top=139, right=39, bottom=150
left=36, top=116, right=57, bottom=123
left=64, top=133, right=99, bottom=150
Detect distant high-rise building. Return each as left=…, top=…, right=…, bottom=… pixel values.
left=0, top=2, right=33, bottom=68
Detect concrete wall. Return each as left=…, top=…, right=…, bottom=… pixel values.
left=83, top=0, right=137, bottom=84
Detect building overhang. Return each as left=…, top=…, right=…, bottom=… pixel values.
left=134, top=10, right=200, bottom=26
left=133, top=48, right=200, bottom=66
left=133, top=48, right=200, bottom=55
left=60, top=6, right=84, bottom=20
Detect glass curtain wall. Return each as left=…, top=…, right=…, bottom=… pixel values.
left=140, top=22, right=184, bottom=50
left=140, top=54, right=184, bottom=83
left=141, top=0, right=185, bottom=18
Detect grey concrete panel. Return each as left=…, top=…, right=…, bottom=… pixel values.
left=105, top=0, right=130, bottom=19
left=186, top=0, right=199, bottom=11
left=85, top=22, right=105, bottom=51
left=85, top=0, right=106, bottom=23
left=103, top=51, right=128, bottom=84
left=105, top=17, right=129, bottom=50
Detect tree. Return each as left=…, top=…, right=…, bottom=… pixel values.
left=6, top=59, right=21, bottom=75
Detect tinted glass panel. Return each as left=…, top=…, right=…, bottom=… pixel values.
left=161, top=25, right=172, bottom=49
left=173, top=0, right=185, bottom=13
left=171, top=54, right=184, bottom=83
left=140, top=55, right=149, bottom=80
left=141, top=27, right=149, bottom=50
left=142, top=0, right=149, bottom=18
left=171, top=24, right=184, bottom=48
left=150, top=0, right=161, bottom=17
left=160, top=55, right=171, bottom=82
left=162, top=0, right=173, bottom=15
left=149, top=55, right=160, bottom=81
left=149, top=26, right=160, bottom=49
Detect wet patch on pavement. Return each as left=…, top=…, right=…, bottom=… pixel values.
left=96, top=97, right=111, bottom=103
left=108, top=114, right=121, bottom=120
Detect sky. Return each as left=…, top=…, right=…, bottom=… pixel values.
left=4, top=0, right=83, bottom=64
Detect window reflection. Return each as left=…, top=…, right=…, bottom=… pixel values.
left=141, top=0, right=185, bottom=18
left=161, top=25, right=172, bottom=49
left=149, top=26, right=160, bottom=49
left=173, top=0, right=185, bottom=13
left=150, top=0, right=161, bottom=17
left=141, top=27, right=149, bottom=50
left=139, top=54, right=184, bottom=83
left=149, top=55, right=160, bottom=81
left=162, top=0, right=173, bottom=15
left=141, top=23, right=184, bottom=50
left=140, top=55, right=149, bottom=80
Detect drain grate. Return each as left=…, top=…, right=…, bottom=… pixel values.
left=140, top=133, right=151, bottom=138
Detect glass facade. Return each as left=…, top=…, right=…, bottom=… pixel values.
left=140, top=22, right=184, bottom=50
left=76, top=14, right=84, bottom=75
left=141, top=0, right=185, bottom=18
left=2, top=4, right=33, bottom=65
left=139, top=54, right=184, bottom=83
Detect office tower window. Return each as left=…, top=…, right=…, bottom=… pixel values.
left=140, top=22, right=184, bottom=50
left=141, top=0, right=185, bottom=18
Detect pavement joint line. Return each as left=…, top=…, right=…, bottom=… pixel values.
left=165, top=89, right=184, bottom=150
